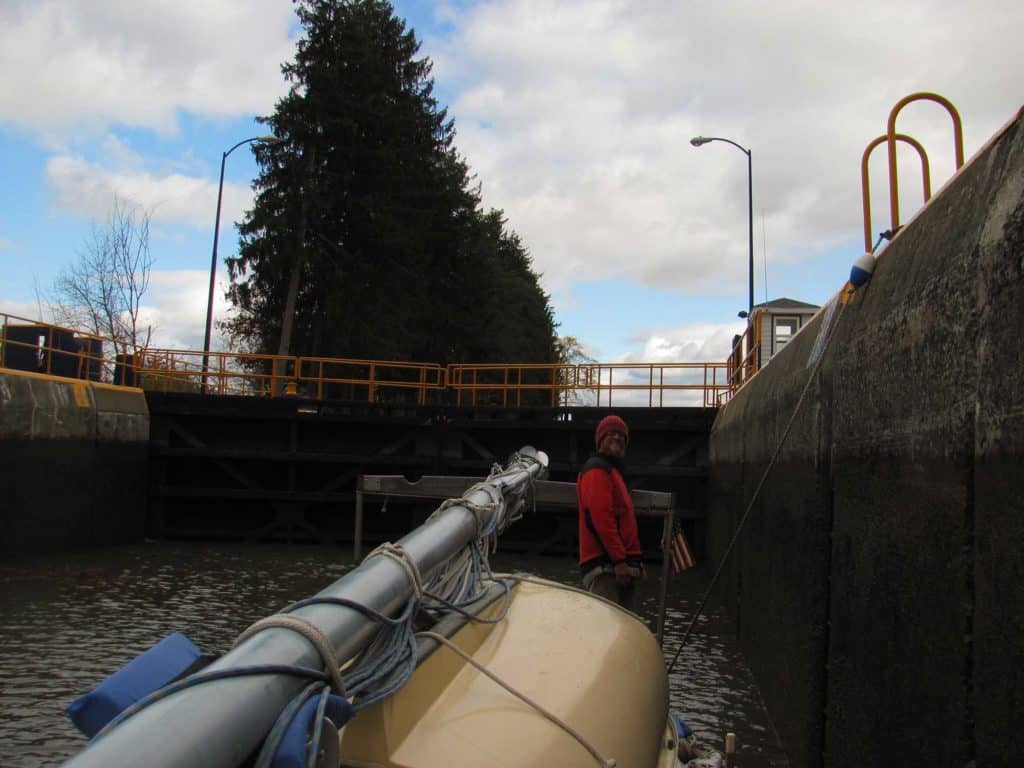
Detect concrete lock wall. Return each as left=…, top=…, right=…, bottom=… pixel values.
left=708, top=112, right=1024, bottom=768
left=0, top=369, right=150, bottom=559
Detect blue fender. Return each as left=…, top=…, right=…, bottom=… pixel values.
left=66, top=632, right=203, bottom=738
left=272, top=693, right=355, bottom=767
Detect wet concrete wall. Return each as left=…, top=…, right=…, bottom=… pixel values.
left=708, top=112, right=1024, bottom=767
left=0, top=369, right=149, bottom=559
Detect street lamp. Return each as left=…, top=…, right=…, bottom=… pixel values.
left=202, top=135, right=279, bottom=391
left=690, top=135, right=754, bottom=316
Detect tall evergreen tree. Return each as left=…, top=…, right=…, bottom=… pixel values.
left=225, top=0, right=556, bottom=368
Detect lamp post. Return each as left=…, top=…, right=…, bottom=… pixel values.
left=690, top=135, right=754, bottom=316
left=202, top=135, right=278, bottom=391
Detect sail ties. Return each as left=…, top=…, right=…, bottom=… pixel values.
left=234, top=615, right=346, bottom=697
left=365, top=541, right=423, bottom=600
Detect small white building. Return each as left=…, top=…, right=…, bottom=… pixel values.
left=751, top=297, right=820, bottom=364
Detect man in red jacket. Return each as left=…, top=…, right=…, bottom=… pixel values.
left=577, top=414, right=644, bottom=610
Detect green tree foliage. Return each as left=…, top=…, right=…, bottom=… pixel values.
left=224, top=0, right=556, bottom=368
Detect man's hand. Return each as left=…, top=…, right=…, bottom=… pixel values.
left=613, top=561, right=633, bottom=585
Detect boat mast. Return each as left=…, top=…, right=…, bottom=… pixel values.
left=63, top=447, right=548, bottom=768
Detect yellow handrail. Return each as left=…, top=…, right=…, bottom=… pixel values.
left=726, top=310, right=762, bottom=397
left=2, top=310, right=737, bottom=407
left=0, top=311, right=115, bottom=384
left=862, top=133, right=931, bottom=252
left=886, top=92, right=964, bottom=232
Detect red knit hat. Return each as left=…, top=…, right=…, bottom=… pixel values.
left=595, top=414, right=629, bottom=447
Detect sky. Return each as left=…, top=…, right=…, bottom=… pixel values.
left=1, top=0, right=1022, bottom=367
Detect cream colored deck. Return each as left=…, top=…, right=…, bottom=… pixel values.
left=339, top=578, right=675, bottom=768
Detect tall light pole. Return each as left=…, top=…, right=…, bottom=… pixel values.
left=202, top=135, right=278, bottom=390
left=690, top=135, right=754, bottom=316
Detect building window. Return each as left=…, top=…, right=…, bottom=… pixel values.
left=773, top=316, right=800, bottom=355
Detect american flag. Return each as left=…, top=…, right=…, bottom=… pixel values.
left=669, top=521, right=695, bottom=574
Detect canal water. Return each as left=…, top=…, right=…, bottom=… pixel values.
left=0, top=542, right=788, bottom=767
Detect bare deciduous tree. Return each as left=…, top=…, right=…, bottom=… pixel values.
left=556, top=335, right=598, bottom=406
left=49, top=196, right=154, bottom=355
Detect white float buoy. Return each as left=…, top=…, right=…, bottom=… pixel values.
left=849, top=251, right=876, bottom=287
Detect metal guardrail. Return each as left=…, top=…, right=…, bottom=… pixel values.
left=726, top=310, right=762, bottom=399
left=0, top=311, right=117, bottom=384
left=447, top=362, right=731, bottom=408
left=2, top=310, right=734, bottom=407
left=577, top=362, right=730, bottom=408
left=446, top=363, right=576, bottom=407
left=133, top=347, right=447, bottom=403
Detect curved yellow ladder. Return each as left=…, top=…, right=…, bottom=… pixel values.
left=861, top=133, right=931, bottom=252
left=886, top=92, right=964, bottom=233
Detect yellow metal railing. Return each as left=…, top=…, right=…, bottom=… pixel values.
left=726, top=310, right=762, bottom=399
left=577, top=363, right=730, bottom=408
left=0, top=311, right=115, bottom=383
left=297, top=356, right=445, bottom=404
left=447, top=363, right=577, bottom=407
left=2, top=310, right=735, bottom=407
left=446, top=362, right=730, bottom=408
left=133, top=348, right=448, bottom=403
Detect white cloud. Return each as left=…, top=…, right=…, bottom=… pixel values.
left=0, top=0, right=294, bottom=139
left=556, top=320, right=746, bottom=406
left=45, top=154, right=253, bottom=230
left=0, top=299, right=47, bottom=323
left=137, top=269, right=234, bottom=351
left=7, top=0, right=1023, bottom=370
left=1, top=270, right=232, bottom=353
left=423, top=0, right=1024, bottom=298
left=622, top=322, right=747, bottom=365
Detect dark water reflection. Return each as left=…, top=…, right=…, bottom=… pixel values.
left=0, top=543, right=787, bottom=767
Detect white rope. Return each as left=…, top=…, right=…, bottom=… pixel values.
left=430, top=480, right=503, bottom=539
left=234, top=615, right=346, bottom=696
left=365, top=542, right=422, bottom=600
left=415, top=631, right=617, bottom=768
left=667, top=295, right=853, bottom=676
left=420, top=481, right=509, bottom=605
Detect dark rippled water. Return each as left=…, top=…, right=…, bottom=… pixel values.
left=0, top=543, right=787, bottom=767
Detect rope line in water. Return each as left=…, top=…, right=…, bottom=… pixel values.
left=667, top=274, right=866, bottom=675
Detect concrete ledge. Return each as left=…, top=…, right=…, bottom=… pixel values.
left=0, top=368, right=150, bottom=557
